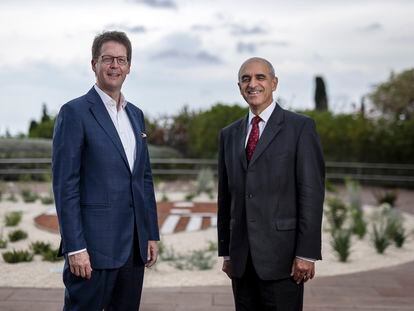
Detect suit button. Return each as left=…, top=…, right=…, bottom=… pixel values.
left=247, top=194, right=253, bottom=199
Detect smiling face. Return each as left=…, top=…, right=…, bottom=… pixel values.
left=91, top=41, right=130, bottom=99
left=238, top=59, right=278, bottom=115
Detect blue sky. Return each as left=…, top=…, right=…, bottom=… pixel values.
left=1, top=0, right=413, bottom=134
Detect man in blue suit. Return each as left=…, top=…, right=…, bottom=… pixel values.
left=52, top=30, right=159, bottom=310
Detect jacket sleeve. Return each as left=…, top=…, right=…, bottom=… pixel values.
left=140, top=111, right=160, bottom=241
left=52, top=104, right=87, bottom=254
left=295, top=118, right=325, bottom=260
left=217, top=130, right=231, bottom=256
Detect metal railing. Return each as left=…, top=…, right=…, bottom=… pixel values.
left=0, top=158, right=413, bottom=186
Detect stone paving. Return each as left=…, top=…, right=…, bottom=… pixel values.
left=2, top=185, right=414, bottom=310
left=1, top=260, right=414, bottom=310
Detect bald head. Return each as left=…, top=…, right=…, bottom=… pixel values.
left=238, top=57, right=276, bottom=82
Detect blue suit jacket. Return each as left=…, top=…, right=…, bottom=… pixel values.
left=52, top=87, right=159, bottom=269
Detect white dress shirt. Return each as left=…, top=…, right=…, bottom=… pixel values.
left=68, top=85, right=136, bottom=257
left=245, top=101, right=276, bottom=147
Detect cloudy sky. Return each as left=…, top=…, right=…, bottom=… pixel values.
left=1, top=0, right=413, bottom=134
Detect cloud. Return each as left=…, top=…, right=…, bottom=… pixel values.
left=237, top=42, right=257, bottom=54
left=236, top=40, right=289, bottom=54
left=150, top=33, right=223, bottom=65
left=129, top=0, right=176, bottom=9
left=230, top=24, right=268, bottom=36
left=191, top=24, right=213, bottom=32
left=358, top=22, right=383, bottom=32
left=104, top=24, right=147, bottom=33
left=152, top=49, right=222, bottom=64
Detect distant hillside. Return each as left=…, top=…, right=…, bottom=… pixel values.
left=0, top=138, right=182, bottom=159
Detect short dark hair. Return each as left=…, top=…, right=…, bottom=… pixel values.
left=92, top=31, right=132, bottom=62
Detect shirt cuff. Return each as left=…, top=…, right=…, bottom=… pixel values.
left=296, top=256, right=316, bottom=263
left=222, top=256, right=230, bottom=261
left=68, top=248, right=87, bottom=256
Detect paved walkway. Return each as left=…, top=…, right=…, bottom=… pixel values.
left=2, top=186, right=413, bottom=310
left=1, top=260, right=413, bottom=310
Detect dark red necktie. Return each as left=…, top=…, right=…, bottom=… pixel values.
left=246, top=116, right=261, bottom=161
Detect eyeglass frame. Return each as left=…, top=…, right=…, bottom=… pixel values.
left=99, top=55, right=129, bottom=66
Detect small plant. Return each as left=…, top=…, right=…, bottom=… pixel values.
left=325, top=180, right=337, bottom=193
left=187, top=250, right=215, bottom=270
left=352, top=212, right=367, bottom=239
left=8, top=229, right=28, bottom=242
left=7, top=193, right=18, bottom=202
left=2, top=249, right=34, bottom=263
left=0, top=239, right=7, bottom=248
left=40, top=195, right=54, bottom=205
left=373, top=189, right=398, bottom=207
left=160, top=193, right=169, bottom=202
left=207, top=240, right=218, bottom=252
left=383, top=208, right=407, bottom=248
left=30, top=241, right=52, bottom=255
left=184, top=193, right=195, bottom=201
left=331, top=229, right=352, bottom=262
left=325, top=197, right=348, bottom=231
left=196, top=168, right=215, bottom=196
left=42, top=248, right=63, bottom=262
left=21, top=189, right=38, bottom=203
left=160, top=244, right=177, bottom=261
left=4, top=211, right=23, bottom=227
left=371, top=222, right=390, bottom=254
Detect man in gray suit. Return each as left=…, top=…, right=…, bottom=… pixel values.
left=217, top=57, right=325, bottom=310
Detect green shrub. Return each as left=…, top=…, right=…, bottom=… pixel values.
left=6, top=193, right=18, bottom=202
left=392, top=227, right=407, bottom=248
left=8, top=229, right=28, bottom=242
left=30, top=241, right=52, bottom=255
left=21, top=189, right=38, bottom=203
left=352, top=212, right=367, bottom=239
left=4, top=211, right=23, bottom=227
left=325, top=197, right=348, bottom=231
left=40, top=196, right=54, bottom=205
left=331, top=229, right=352, bottom=262
left=0, top=238, right=7, bottom=249
left=159, top=243, right=177, bottom=262
left=383, top=208, right=407, bottom=248
left=371, top=222, right=391, bottom=254
left=42, top=248, right=63, bottom=262
left=373, top=189, right=398, bottom=206
left=187, top=250, right=215, bottom=270
left=325, top=180, right=337, bottom=193
left=207, top=240, right=218, bottom=252
left=2, top=249, right=34, bottom=263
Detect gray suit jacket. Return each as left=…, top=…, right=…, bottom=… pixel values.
left=217, top=104, right=325, bottom=280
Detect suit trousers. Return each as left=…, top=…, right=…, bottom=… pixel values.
left=231, top=254, right=303, bottom=311
left=63, top=227, right=145, bottom=311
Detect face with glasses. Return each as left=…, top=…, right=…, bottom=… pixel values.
left=92, top=41, right=130, bottom=98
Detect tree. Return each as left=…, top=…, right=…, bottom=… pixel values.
left=314, top=76, right=328, bottom=111
left=369, top=68, right=414, bottom=120
left=188, top=103, right=247, bottom=157
left=28, top=103, right=55, bottom=139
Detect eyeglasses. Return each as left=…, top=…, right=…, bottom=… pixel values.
left=100, top=55, right=129, bottom=66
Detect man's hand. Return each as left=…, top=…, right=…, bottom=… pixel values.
left=291, top=257, right=315, bottom=284
left=68, top=251, right=92, bottom=279
left=222, top=259, right=232, bottom=279
left=146, top=240, right=158, bottom=268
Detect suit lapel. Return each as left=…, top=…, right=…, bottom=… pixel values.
left=87, top=88, right=130, bottom=172
left=125, top=105, right=142, bottom=175
left=249, top=104, right=284, bottom=167
left=237, top=115, right=249, bottom=171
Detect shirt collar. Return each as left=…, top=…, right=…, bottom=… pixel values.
left=94, top=84, right=127, bottom=110
left=248, top=101, right=276, bottom=125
